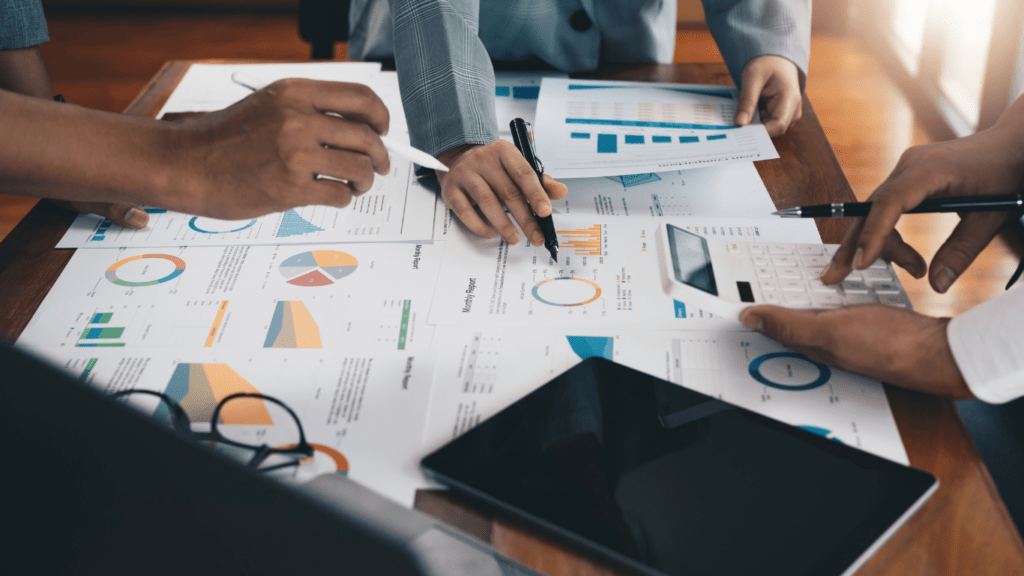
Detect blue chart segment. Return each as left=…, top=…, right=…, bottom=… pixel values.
left=189, top=217, right=256, bottom=234
left=797, top=425, right=844, bottom=444
left=748, top=352, right=831, bottom=391
left=619, top=173, right=662, bottom=188
left=567, top=336, right=614, bottom=361
left=597, top=134, right=617, bottom=154
left=277, top=209, right=325, bottom=237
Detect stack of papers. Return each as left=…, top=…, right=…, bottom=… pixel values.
left=19, top=64, right=909, bottom=508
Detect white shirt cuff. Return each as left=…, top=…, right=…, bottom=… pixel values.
left=947, top=284, right=1024, bottom=404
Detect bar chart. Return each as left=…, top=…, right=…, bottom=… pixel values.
left=556, top=224, right=605, bottom=256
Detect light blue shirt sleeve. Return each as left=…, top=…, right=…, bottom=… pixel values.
left=702, top=0, right=812, bottom=89
left=0, top=0, right=50, bottom=50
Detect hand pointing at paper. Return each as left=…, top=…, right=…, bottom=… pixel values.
left=0, top=77, right=391, bottom=220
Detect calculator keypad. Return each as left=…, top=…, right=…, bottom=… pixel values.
left=734, top=242, right=912, bottom=309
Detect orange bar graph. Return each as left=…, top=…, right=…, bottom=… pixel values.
left=205, top=300, right=229, bottom=347
left=557, top=224, right=603, bottom=256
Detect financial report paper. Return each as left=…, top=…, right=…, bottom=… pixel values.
left=423, top=326, right=909, bottom=465
left=534, top=78, right=779, bottom=178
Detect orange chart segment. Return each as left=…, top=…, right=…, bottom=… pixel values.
left=160, top=363, right=273, bottom=425
left=264, top=301, right=322, bottom=348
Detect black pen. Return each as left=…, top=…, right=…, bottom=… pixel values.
left=773, top=194, right=1024, bottom=218
left=510, top=118, right=559, bottom=262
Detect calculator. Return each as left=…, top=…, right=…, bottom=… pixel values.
left=655, top=222, right=913, bottom=319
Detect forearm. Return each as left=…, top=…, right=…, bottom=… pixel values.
left=0, top=89, right=189, bottom=209
left=0, top=46, right=52, bottom=98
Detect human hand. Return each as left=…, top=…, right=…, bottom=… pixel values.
left=54, top=201, right=150, bottom=229
left=734, top=55, right=803, bottom=137
left=436, top=141, right=568, bottom=245
left=169, top=78, right=391, bottom=219
left=739, top=304, right=973, bottom=399
left=820, top=125, right=1024, bottom=292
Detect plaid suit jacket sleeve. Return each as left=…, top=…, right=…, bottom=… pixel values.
left=0, top=0, right=49, bottom=50
left=702, top=0, right=812, bottom=89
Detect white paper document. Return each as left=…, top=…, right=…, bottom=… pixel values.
left=422, top=326, right=909, bottom=465
left=19, top=242, right=440, bottom=354
left=493, top=71, right=568, bottom=141
left=156, top=62, right=383, bottom=117
left=534, top=78, right=779, bottom=178
left=57, top=160, right=437, bottom=248
left=40, top=348, right=435, bottom=506
left=427, top=216, right=820, bottom=329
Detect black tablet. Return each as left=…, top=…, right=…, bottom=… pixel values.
left=421, top=358, right=937, bottom=576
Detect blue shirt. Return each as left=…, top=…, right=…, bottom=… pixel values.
left=0, top=0, right=49, bottom=50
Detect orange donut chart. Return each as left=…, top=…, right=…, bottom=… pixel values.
left=277, top=442, right=350, bottom=475
left=105, top=254, right=186, bottom=287
left=531, top=277, right=602, bottom=307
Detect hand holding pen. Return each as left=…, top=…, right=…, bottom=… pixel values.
left=808, top=125, right=1024, bottom=293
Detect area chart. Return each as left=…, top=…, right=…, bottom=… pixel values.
left=264, top=301, right=322, bottom=348
left=157, top=363, right=273, bottom=424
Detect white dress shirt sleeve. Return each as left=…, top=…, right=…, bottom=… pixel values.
left=947, top=283, right=1024, bottom=403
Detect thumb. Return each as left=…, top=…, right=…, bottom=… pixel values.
left=541, top=174, right=568, bottom=200
left=740, top=305, right=823, bottom=348
left=735, top=67, right=768, bottom=126
left=59, top=201, right=150, bottom=229
left=929, top=211, right=1010, bottom=293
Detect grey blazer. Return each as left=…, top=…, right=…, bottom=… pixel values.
left=348, top=0, right=810, bottom=157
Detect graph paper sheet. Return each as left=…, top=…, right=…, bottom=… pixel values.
left=534, top=78, right=779, bottom=178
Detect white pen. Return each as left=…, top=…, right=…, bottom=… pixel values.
left=230, top=71, right=449, bottom=172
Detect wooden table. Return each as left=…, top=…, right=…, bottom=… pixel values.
left=1, top=60, right=1022, bottom=575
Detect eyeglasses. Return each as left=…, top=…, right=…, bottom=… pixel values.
left=111, top=389, right=314, bottom=472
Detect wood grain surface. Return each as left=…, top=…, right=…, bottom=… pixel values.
left=0, top=60, right=1021, bottom=576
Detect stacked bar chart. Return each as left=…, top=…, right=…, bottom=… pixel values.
left=77, top=312, right=126, bottom=347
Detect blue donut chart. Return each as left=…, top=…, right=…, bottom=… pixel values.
left=748, top=352, right=831, bottom=391
left=188, top=217, right=257, bottom=234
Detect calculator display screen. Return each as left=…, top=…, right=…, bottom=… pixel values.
left=666, top=225, right=718, bottom=295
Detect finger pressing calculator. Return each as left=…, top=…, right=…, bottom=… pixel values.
left=655, top=223, right=913, bottom=319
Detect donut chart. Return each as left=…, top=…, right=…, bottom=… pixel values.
left=105, top=254, right=185, bottom=287
left=748, top=352, right=831, bottom=391
left=532, top=277, right=602, bottom=307
left=188, top=216, right=257, bottom=234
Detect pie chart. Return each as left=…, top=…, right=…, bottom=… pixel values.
left=279, top=250, right=358, bottom=287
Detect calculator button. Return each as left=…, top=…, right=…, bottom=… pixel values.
left=804, top=267, right=825, bottom=279
left=801, top=256, right=828, bottom=268
left=780, top=280, right=807, bottom=292
left=843, top=293, right=879, bottom=305
left=776, top=267, right=802, bottom=279
left=783, top=292, right=812, bottom=306
left=727, top=242, right=742, bottom=253
left=808, top=280, right=840, bottom=293
left=863, top=269, right=894, bottom=282
left=759, top=280, right=778, bottom=292
left=870, top=282, right=901, bottom=295
left=751, top=256, right=769, bottom=266
left=761, top=292, right=782, bottom=304
left=768, top=244, right=794, bottom=255
left=842, top=270, right=863, bottom=281
left=878, top=294, right=912, bottom=308
left=797, top=245, right=826, bottom=256
left=840, top=281, right=869, bottom=294
left=755, top=267, right=773, bottom=279
left=747, top=244, right=765, bottom=254
left=771, top=255, right=798, bottom=266
left=868, top=258, right=889, bottom=269
left=812, top=293, right=844, bottom=308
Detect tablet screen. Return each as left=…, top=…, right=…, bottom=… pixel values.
left=421, top=358, right=936, bottom=576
